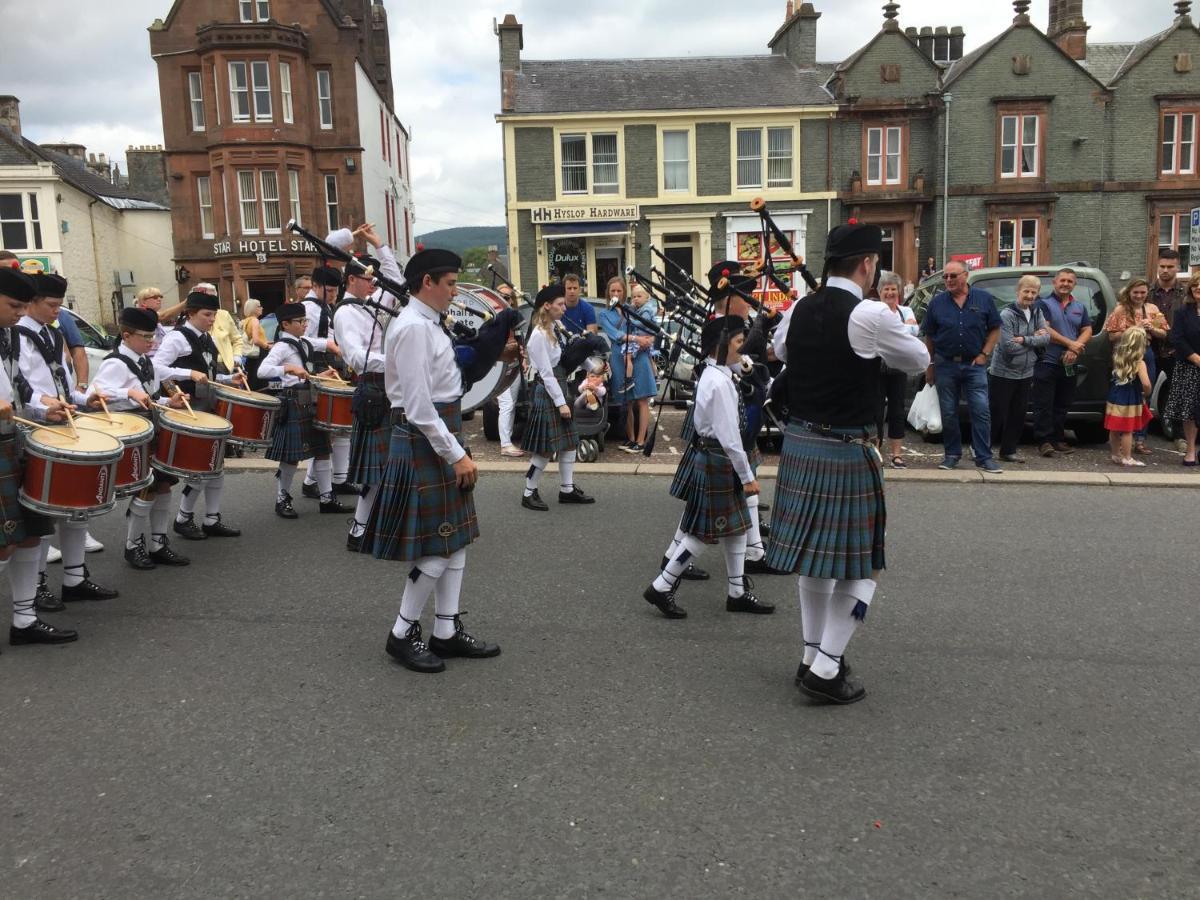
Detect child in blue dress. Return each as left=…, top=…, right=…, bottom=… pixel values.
left=1104, top=326, right=1154, bottom=467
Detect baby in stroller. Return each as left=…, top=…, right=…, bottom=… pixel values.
left=574, top=357, right=610, bottom=413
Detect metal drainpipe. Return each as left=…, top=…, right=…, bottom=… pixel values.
left=941, top=92, right=952, bottom=267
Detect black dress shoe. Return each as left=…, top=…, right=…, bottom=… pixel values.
left=759, top=522, right=771, bottom=538
left=521, top=490, right=549, bottom=511
left=799, top=669, right=866, bottom=704
left=744, top=556, right=782, bottom=575
left=34, top=576, right=65, bottom=613
left=558, top=485, right=595, bottom=504
left=201, top=516, right=241, bottom=538
left=758, top=501, right=770, bottom=511
left=795, top=657, right=852, bottom=685
left=346, top=531, right=363, bottom=552
left=643, top=584, right=687, bottom=619
left=173, top=515, right=206, bottom=541
left=428, top=615, right=501, bottom=659
left=333, top=481, right=363, bottom=496
left=385, top=623, right=446, bottom=673
left=149, top=538, right=190, bottom=567
left=275, top=493, right=298, bottom=519
left=726, top=589, right=775, bottom=614
left=300, top=481, right=321, bottom=499
left=123, top=537, right=157, bottom=570
left=10, top=618, right=78, bottom=645
left=62, top=571, right=119, bottom=602
left=319, top=496, right=352, bottom=514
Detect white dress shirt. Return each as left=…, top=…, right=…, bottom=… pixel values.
left=155, top=323, right=237, bottom=385
left=302, top=293, right=335, bottom=352
left=385, top=297, right=465, bottom=464
left=693, top=361, right=754, bottom=484
left=16, top=314, right=87, bottom=413
left=90, top=344, right=172, bottom=411
left=526, top=326, right=567, bottom=407
left=333, top=290, right=390, bottom=375
left=773, top=276, right=930, bottom=374
left=258, top=336, right=314, bottom=388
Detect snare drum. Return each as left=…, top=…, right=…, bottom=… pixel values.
left=212, top=383, right=280, bottom=449
left=153, top=408, right=233, bottom=481
left=76, top=412, right=155, bottom=497
left=311, top=379, right=355, bottom=433
left=20, top=426, right=123, bottom=519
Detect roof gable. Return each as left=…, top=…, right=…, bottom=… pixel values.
left=942, top=21, right=1108, bottom=92
left=1109, top=18, right=1199, bottom=83
left=832, top=25, right=942, bottom=98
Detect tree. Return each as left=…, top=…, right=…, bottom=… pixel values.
left=461, top=246, right=489, bottom=277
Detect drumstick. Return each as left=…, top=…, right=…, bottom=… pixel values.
left=12, top=416, right=45, bottom=429
left=170, top=385, right=199, bottom=420
left=97, top=396, right=116, bottom=424
left=63, top=406, right=80, bottom=440
left=231, top=368, right=254, bottom=393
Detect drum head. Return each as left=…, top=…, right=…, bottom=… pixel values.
left=462, top=360, right=519, bottom=414
left=213, top=383, right=281, bottom=408
left=77, top=412, right=153, bottom=439
left=311, top=377, right=355, bottom=397
left=161, top=408, right=233, bottom=432
left=446, top=284, right=510, bottom=332
left=28, top=426, right=122, bottom=454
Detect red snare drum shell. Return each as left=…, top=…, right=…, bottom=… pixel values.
left=153, top=409, right=233, bottom=479
left=20, top=427, right=122, bottom=516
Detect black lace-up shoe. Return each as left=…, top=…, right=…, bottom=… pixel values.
left=173, top=514, right=206, bottom=541
left=300, top=481, right=321, bottom=499
left=319, top=496, right=352, bottom=514
left=799, top=669, right=866, bottom=705
left=275, top=492, right=298, bottom=519
left=428, top=615, right=501, bottom=659
left=795, top=656, right=852, bottom=685
left=10, top=618, right=78, bottom=645
left=61, top=568, right=118, bottom=602
left=521, top=490, right=549, bottom=511
left=643, top=584, right=687, bottom=619
left=34, top=575, right=64, bottom=612
left=558, top=485, right=595, bottom=504
left=201, top=516, right=241, bottom=538
left=385, top=623, right=445, bottom=673
left=149, top=537, right=190, bottom=567
left=333, top=481, right=362, bottom=496
left=726, top=590, right=775, bottom=614
left=124, top=536, right=157, bottom=570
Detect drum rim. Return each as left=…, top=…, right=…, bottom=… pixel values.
left=157, top=408, right=235, bottom=436
left=76, top=414, right=155, bottom=443
left=212, top=383, right=281, bottom=408
left=311, top=379, right=356, bottom=396
left=23, top=428, right=124, bottom=461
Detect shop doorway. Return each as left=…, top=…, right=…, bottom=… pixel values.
left=246, top=279, right=287, bottom=318
left=879, top=226, right=896, bottom=274
left=663, top=245, right=695, bottom=289
left=594, top=247, right=625, bottom=294
left=549, top=239, right=586, bottom=284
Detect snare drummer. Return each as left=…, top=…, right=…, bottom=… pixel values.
left=258, top=303, right=350, bottom=518
left=0, top=266, right=77, bottom=647
left=17, top=274, right=119, bottom=605
left=88, top=307, right=193, bottom=571
left=299, top=264, right=354, bottom=498
left=155, top=291, right=245, bottom=540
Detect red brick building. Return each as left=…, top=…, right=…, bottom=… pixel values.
left=149, top=0, right=414, bottom=313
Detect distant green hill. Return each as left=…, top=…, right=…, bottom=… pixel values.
left=416, top=226, right=507, bottom=256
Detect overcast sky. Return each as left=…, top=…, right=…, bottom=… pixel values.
left=0, top=0, right=1181, bottom=234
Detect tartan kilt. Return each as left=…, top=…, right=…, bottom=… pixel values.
left=523, top=378, right=577, bottom=457
left=265, top=393, right=330, bottom=464
left=361, top=401, right=479, bottom=561
left=347, top=378, right=391, bottom=485
left=764, top=422, right=886, bottom=580
left=0, top=436, right=55, bottom=547
left=676, top=444, right=751, bottom=544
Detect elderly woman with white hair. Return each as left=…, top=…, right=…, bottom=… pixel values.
left=874, top=271, right=919, bottom=467
left=240, top=298, right=271, bottom=390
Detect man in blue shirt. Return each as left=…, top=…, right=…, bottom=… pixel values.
left=1032, top=268, right=1093, bottom=456
left=560, top=273, right=597, bottom=335
left=920, top=260, right=1003, bottom=472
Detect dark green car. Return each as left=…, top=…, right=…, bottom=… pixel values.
left=908, top=264, right=1120, bottom=444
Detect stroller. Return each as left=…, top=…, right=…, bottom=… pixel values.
left=560, top=332, right=612, bottom=462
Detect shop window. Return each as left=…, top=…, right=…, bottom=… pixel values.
left=559, top=131, right=620, bottom=196
left=995, top=217, right=1041, bottom=266
left=736, top=126, right=793, bottom=190
left=0, top=192, right=41, bottom=251
left=1157, top=210, right=1192, bottom=269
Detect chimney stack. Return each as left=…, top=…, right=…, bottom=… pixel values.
left=768, top=1, right=821, bottom=67
left=0, top=96, right=20, bottom=136
left=497, top=13, right=524, bottom=113
left=1047, top=0, right=1088, bottom=60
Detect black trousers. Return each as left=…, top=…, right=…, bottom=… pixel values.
left=988, top=373, right=1032, bottom=456
left=1031, top=365, right=1077, bottom=444
left=876, top=370, right=907, bottom=440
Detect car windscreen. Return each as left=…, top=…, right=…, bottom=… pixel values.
left=66, top=311, right=111, bottom=350
left=971, top=275, right=1107, bottom=326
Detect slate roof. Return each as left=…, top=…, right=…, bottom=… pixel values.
left=507, top=56, right=834, bottom=115
left=0, top=124, right=168, bottom=210
left=1108, top=22, right=1180, bottom=82
left=1082, top=42, right=1138, bottom=84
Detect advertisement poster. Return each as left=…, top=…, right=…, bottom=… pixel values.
left=736, top=230, right=798, bottom=311
left=950, top=252, right=985, bottom=271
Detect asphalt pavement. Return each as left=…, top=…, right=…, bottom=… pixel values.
left=1, top=473, right=1197, bottom=899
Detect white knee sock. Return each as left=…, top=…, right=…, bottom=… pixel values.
left=10, top=546, right=40, bottom=627
left=524, top=455, right=548, bottom=495
left=745, top=493, right=765, bottom=561
left=433, top=548, right=467, bottom=639
left=151, top=492, right=173, bottom=550
left=722, top=532, right=748, bottom=598
left=313, top=458, right=333, bottom=499
left=558, top=449, right=576, bottom=492
left=203, top=477, right=224, bottom=524
left=663, top=520, right=687, bottom=564
left=332, top=437, right=350, bottom=484
left=39, top=536, right=50, bottom=574
left=351, top=484, right=379, bottom=538
left=178, top=483, right=199, bottom=519
left=811, top=578, right=877, bottom=680
left=798, top=575, right=836, bottom=666
left=60, top=522, right=87, bottom=587
left=653, top=534, right=706, bottom=593
left=303, top=457, right=316, bottom=487
left=127, top=498, right=154, bottom=550
left=277, top=462, right=297, bottom=500
left=393, top=555, right=451, bottom=637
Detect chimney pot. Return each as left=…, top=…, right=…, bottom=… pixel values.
left=0, top=95, right=20, bottom=137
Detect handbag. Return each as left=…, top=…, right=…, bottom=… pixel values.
left=907, top=383, right=943, bottom=434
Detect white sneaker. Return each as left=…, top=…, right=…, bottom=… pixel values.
left=46, top=544, right=62, bottom=563
left=500, top=445, right=525, bottom=458
left=84, top=532, right=104, bottom=553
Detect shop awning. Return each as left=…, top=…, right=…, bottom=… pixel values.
left=540, top=222, right=633, bottom=240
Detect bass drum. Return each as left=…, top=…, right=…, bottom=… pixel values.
left=451, top=283, right=520, bottom=414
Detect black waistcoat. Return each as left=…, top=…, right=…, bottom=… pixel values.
left=172, top=326, right=218, bottom=398
left=784, top=286, right=881, bottom=427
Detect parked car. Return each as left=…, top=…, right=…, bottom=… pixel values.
left=908, top=263, right=1117, bottom=444
left=62, top=308, right=117, bottom=387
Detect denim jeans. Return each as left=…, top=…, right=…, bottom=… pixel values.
left=935, top=359, right=993, bottom=463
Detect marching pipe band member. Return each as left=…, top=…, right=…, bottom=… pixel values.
left=154, top=290, right=245, bottom=540
left=17, top=273, right=118, bottom=605
left=298, top=264, right=353, bottom=498
left=643, top=316, right=773, bottom=619
left=767, top=221, right=930, bottom=705
left=359, top=249, right=500, bottom=674
left=257, top=303, right=349, bottom=519
left=0, top=267, right=76, bottom=646
left=520, top=283, right=595, bottom=511
left=334, top=248, right=405, bottom=551
left=88, top=307, right=193, bottom=570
